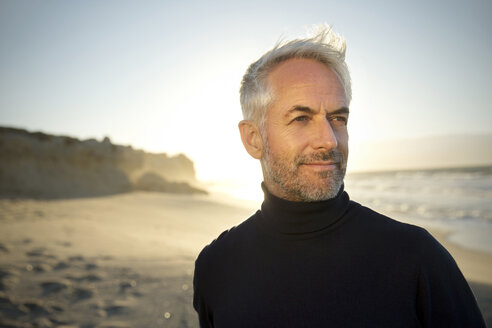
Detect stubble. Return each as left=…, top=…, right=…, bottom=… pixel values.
left=262, top=140, right=346, bottom=202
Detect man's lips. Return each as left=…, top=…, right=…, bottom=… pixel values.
left=301, top=162, right=338, bottom=170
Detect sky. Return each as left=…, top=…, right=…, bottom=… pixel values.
left=1, top=0, right=491, bottom=199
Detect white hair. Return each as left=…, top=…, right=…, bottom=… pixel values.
left=239, top=25, right=351, bottom=129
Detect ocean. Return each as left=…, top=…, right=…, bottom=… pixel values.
left=344, top=165, right=492, bottom=254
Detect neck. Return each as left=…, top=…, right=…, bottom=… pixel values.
left=257, top=182, right=350, bottom=237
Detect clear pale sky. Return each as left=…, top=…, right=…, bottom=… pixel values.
left=1, top=0, right=491, bottom=198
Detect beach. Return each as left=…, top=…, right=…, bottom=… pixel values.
left=0, top=191, right=490, bottom=327
left=0, top=192, right=252, bottom=327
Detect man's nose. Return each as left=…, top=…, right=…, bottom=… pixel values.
left=311, top=119, right=338, bottom=150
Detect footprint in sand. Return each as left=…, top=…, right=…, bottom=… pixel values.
left=119, top=280, right=137, bottom=293
left=72, top=286, right=97, bottom=301
left=0, top=267, right=19, bottom=279
left=40, top=279, right=71, bottom=295
left=54, top=261, right=70, bottom=271
left=26, top=247, right=57, bottom=259
left=88, top=298, right=106, bottom=316
left=26, top=247, right=47, bottom=257
left=0, top=291, right=29, bottom=317
left=85, top=262, right=98, bottom=270
left=68, top=255, right=85, bottom=262
left=104, top=299, right=134, bottom=316
left=32, top=263, right=53, bottom=273
left=0, top=267, right=19, bottom=291
left=0, top=242, right=10, bottom=253
left=22, top=299, right=55, bottom=316
left=65, top=272, right=104, bottom=283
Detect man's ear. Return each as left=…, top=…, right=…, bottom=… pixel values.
left=238, top=120, right=263, bottom=159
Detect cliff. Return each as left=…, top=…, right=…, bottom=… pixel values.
left=0, top=127, right=206, bottom=198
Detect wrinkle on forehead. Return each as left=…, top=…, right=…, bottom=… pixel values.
left=267, top=58, right=348, bottom=114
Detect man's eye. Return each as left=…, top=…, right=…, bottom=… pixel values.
left=329, top=116, right=348, bottom=125
left=294, top=116, right=309, bottom=122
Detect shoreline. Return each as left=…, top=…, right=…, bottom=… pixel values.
left=426, top=227, right=492, bottom=285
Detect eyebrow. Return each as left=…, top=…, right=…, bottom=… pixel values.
left=287, top=105, right=350, bottom=116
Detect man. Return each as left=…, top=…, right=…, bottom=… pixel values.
left=193, top=27, right=485, bottom=327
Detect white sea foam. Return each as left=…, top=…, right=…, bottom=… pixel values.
left=345, top=166, right=492, bottom=253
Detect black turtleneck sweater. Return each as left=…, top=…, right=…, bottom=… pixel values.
left=193, top=185, right=485, bottom=327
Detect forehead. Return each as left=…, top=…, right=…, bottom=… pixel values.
left=267, top=58, right=347, bottom=111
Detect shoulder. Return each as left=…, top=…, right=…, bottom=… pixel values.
left=348, top=202, right=444, bottom=254
left=352, top=205, right=484, bottom=325
left=350, top=202, right=429, bottom=235
left=195, top=211, right=259, bottom=271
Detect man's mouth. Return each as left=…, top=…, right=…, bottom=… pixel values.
left=301, top=161, right=338, bottom=170
left=295, top=150, right=345, bottom=171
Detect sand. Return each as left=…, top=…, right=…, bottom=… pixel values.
left=0, top=192, right=490, bottom=327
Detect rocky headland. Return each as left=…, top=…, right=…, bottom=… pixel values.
left=0, top=127, right=206, bottom=198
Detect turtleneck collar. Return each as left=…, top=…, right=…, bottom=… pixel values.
left=257, top=182, right=350, bottom=238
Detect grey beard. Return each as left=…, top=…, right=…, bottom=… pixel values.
left=263, top=145, right=346, bottom=202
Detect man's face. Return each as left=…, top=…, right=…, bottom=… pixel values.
left=261, top=58, right=349, bottom=202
